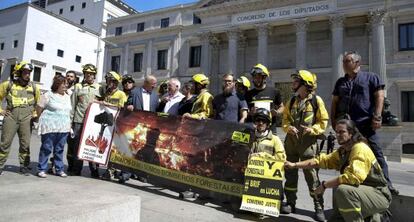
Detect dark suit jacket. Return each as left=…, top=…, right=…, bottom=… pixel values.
left=129, top=87, right=159, bottom=112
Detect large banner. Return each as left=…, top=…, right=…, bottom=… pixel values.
left=240, top=155, right=284, bottom=217
left=109, top=110, right=253, bottom=197
left=78, top=103, right=119, bottom=165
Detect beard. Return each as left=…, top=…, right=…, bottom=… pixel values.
left=222, top=85, right=234, bottom=96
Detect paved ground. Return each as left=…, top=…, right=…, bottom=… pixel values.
left=1, top=130, right=414, bottom=221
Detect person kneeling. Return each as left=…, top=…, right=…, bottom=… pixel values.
left=284, top=119, right=391, bottom=222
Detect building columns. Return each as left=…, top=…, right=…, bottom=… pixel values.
left=370, top=10, right=388, bottom=91
left=123, top=43, right=130, bottom=75
left=330, top=14, right=345, bottom=89
left=227, top=29, right=239, bottom=75
left=146, top=40, right=153, bottom=75
left=295, top=18, right=309, bottom=70
left=256, top=23, right=269, bottom=66
left=200, top=32, right=212, bottom=75
left=210, top=36, right=221, bottom=94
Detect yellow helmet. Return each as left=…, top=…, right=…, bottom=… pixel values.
left=250, top=64, right=270, bottom=77
left=105, top=71, right=122, bottom=82
left=236, top=76, right=251, bottom=89
left=291, top=70, right=317, bottom=90
left=192, top=73, right=209, bottom=85
left=13, top=61, right=33, bottom=77
left=82, top=63, right=97, bottom=74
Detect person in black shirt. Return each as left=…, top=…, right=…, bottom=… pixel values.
left=245, top=64, right=284, bottom=133
left=178, top=81, right=196, bottom=115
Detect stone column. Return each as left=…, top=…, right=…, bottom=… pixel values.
left=256, top=23, right=269, bottom=65
left=294, top=18, right=309, bottom=70
left=171, top=32, right=181, bottom=77
left=369, top=10, right=388, bottom=90
left=227, top=29, right=239, bottom=75
left=200, top=32, right=212, bottom=75
left=330, top=14, right=345, bottom=89
left=123, top=43, right=130, bottom=75
left=238, top=34, right=247, bottom=77
left=146, top=40, right=153, bottom=75
left=210, top=36, right=221, bottom=95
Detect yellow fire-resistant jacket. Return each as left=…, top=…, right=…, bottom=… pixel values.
left=0, top=81, right=40, bottom=112
left=190, top=89, right=213, bottom=120
left=316, top=142, right=388, bottom=187
left=103, top=89, right=127, bottom=108
left=251, top=132, right=286, bottom=161
left=282, top=94, right=329, bottom=136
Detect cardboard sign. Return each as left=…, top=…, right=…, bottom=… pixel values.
left=240, top=155, right=284, bottom=217
left=78, top=102, right=119, bottom=165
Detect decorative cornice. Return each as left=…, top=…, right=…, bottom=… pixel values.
left=294, top=18, right=309, bottom=33
left=329, top=14, right=345, bottom=30
left=369, top=9, right=388, bottom=26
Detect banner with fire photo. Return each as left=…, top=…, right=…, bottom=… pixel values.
left=78, top=102, right=119, bottom=165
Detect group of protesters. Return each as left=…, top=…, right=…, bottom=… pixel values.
left=0, top=50, right=398, bottom=221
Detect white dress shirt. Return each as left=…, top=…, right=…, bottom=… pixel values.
left=142, top=88, right=151, bottom=111
left=163, top=92, right=184, bottom=115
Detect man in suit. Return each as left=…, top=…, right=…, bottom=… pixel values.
left=127, top=75, right=159, bottom=112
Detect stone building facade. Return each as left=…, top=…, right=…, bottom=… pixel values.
left=105, top=0, right=414, bottom=161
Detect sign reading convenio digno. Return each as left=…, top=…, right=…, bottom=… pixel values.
left=232, top=0, right=336, bottom=25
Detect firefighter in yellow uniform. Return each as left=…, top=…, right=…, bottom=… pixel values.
left=183, top=74, right=213, bottom=120
left=285, top=119, right=391, bottom=222
left=68, top=64, right=101, bottom=177
left=0, top=61, right=40, bottom=175
left=250, top=108, right=286, bottom=162
left=281, top=70, right=329, bottom=221
left=98, top=71, right=127, bottom=107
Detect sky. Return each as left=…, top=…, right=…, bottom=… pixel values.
left=0, top=0, right=199, bottom=11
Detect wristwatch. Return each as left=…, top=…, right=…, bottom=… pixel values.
left=373, top=113, right=382, bottom=121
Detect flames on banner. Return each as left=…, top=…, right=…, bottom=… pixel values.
left=113, top=110, right=252, bottom=183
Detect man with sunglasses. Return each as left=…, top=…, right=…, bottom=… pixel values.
left=331, top=51, right=398, bottom=195
left=245, top=64, right=284, bottom=133
left=0, top=61, right=40, bottom=176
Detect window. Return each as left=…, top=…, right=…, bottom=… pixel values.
left=133, top=53, right=143, bottom=72
left=36, top=42, right=44, bottom=51
left=402, top=91, right=414, bottom=122
left=160, top=18, right=169, bottom=28
left=111, top=56, right=121, bottom=73
left=13, top=40, right=18, bottom=48
left=115, top=27, right=123, bottom=36
left=75, top=55, right=82, bottom=63
left=189, top=46, right=201, bottom=67
left=33, top=66, right=41, bottom=82
left=82, top=2, right=86, bottom=8
left=70, top=5, right=74, bottom=11
left=193, top=14, right=201, bottom=24
left=57, top=49, right=64, bottom=57
left=9, top=64, right=15, bottom=79
left=399, top=23, right=414, bottom=51
left=80, top=19, right=85, bottom=25
left=0, top=42, right=4, bottom=50
left=59, top=8, right=63, bottom=14
left=157, top=49, right=167, bottom=70
left=137, top=22, right=145, bottom=32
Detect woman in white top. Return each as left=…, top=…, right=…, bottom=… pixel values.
left=36, top=75, right=72, bottom=178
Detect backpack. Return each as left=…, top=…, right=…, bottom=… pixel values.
left=289, top=94, right=319, bottom=125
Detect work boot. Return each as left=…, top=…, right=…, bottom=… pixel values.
left=314, top=208, right=325, bottom=222
left=280, top=203, right=295, bottom=214
left=19, top=167, right=30, bottom=176
left=389, top=186, right=399, bottom=195
left=90, top=170, right=100, bottom=179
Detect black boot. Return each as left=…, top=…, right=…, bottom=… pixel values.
left=280, top=203, right=295, bottom=214
left=314, top=208, right=325, bottom=222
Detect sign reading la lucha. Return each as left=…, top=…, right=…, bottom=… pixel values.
left=232, top=0, right=335, bottom=25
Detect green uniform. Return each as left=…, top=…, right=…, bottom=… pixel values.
left=282, top=94, right=329, bottom=210
left=316, top=142, right=391, bottom=222
left=0, top=81, right=40, bottom=169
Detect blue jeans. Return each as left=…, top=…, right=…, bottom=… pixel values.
left=38, top=132, right=69, bottom=173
